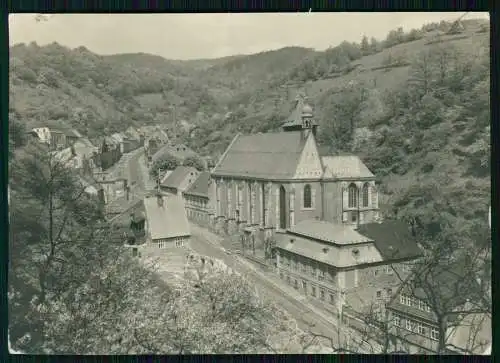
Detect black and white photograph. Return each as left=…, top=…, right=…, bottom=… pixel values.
left=7, top=12, right=491, bottom=355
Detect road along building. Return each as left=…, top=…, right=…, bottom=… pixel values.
left=143, top=192, right=191, bottom=249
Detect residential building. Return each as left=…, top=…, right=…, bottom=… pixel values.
left=143, top=193, right=191, bottom=248
left=31, top=127, right=51, bottom=144
left=50, top=127, right=82, bottom=149
left=183, top=171, right=214, bottom=227
left=50, top=129, right=67, bottom=149
left=275, top=219, right=421, bottom=315
left=210, top=94, right=380, bottom=242
left=386, top=263, right=491, bottom=354
left=160, top=166, right=199, bottom=196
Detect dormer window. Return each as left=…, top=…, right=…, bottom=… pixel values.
left=322, top=247, right=329, bottom=254
left=304, top=120, right=311, bottom=128
left=290, top=238, right=295, bottom=244
left=352, top=248, right=360, bottom=257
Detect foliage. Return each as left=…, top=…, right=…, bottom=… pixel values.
left=183, top=155, right=205, bottom=171
left=9, top=141, right=305, bottom=354
left=149, top=153, right=181, bottom=179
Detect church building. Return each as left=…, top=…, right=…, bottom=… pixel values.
left=210, top=94, right=421, bottom=313
left=210, top=94, right=380, bottom=240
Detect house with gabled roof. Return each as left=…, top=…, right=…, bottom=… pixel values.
left=160, top=166, right=199, bottom=195
left=143, top=193, right=190, bottom=249
left=183, top=171, right=214, bottom=227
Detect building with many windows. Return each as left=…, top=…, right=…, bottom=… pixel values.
left=275, top=219, right=421, bottom=315
left=386, top=262, right=491, bottom=354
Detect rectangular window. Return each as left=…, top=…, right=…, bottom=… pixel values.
left=330, top=293, right=335, bottom=304
left=405, top=296, right=412, bottom=306
left=302, top=281, right=307, bottom=290
left=376, top=290, right=382, bottom=298
left=175, top=239, right=184, bottom=247
left=425, top=304, right=431, bottom=312
left=387, top=288, right=393, bottom=296
left=386, top=265, right=394, bottom=275
left=320, top=290, right=325, bottom=300
left=158, top=240, right=167, bottom=249
left=406, top=319, right=412, bottom=331
left=430, top=328, right=439, bottom=341
left=400, top=294, right=405, bottom=305
left=394, top=314, right=401, bottom=327
left=417, top=323, right=426, bottom=335
left=311, top=286, right=316, bottom=297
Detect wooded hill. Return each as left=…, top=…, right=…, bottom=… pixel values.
left=9, top=18, right=490, bottom=249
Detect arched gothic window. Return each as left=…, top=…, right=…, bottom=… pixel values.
left=362, top=183, right=370, bottom=207
left=303, top=184, right=312, bottom=208
left=348, top=183, right=358, bottom=208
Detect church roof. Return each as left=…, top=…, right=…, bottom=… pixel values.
left=212, top=131, right=307, bottom=179
left=184, top=171, right=211, bottom=198
left=322, top=155, right=375, bottom=179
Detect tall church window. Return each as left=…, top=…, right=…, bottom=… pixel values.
left=348, top=183, right=358, bottom=208
left=362, top=183, right=370, bottom=207
left=303, top=184, right=312, bottom=208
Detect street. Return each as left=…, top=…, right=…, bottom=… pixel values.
left=188, top=225, right=347, bottom=350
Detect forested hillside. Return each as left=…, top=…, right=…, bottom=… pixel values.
left=9, top=18, right=490, bottom=250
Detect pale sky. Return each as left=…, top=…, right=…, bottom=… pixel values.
left=9, top=12, right=489, bottom=60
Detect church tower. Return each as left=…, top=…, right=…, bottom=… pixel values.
left=281, top=92, right=319, bottom=135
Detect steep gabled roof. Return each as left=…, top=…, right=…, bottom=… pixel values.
left=161, top=166, right=198, bottom=190
left=184, top=171, right=211, bottom=198
left=143, top=194, right=190, bottom=240
left=212, top=130, right=307, bottom=179
left=322, top=156, right=374, bottom=179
